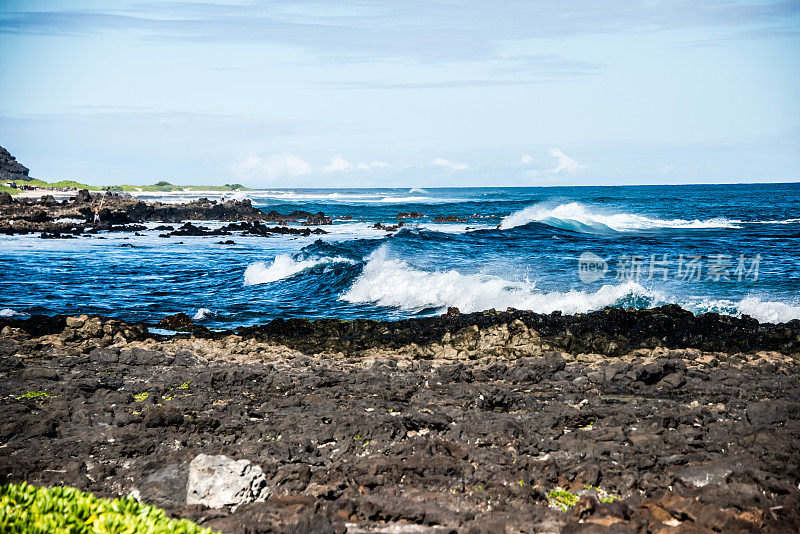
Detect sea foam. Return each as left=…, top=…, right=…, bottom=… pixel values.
left=499, top=202, right=741, bottom=232
left=340, top=247, right=800, bottom=323
left=341, top=247, right=663, bottom=314
left=0, top=308, right=29, bottom=318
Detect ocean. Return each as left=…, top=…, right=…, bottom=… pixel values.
left=2, top=183, right=799, bottom=328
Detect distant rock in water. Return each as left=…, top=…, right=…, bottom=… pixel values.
left=0, top=145, right=31, bottom=181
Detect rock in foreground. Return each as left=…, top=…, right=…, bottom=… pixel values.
left=0, top=308, right=798, bottom=532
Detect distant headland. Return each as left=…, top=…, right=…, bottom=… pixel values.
left=0, top=145, right=249, bottom=197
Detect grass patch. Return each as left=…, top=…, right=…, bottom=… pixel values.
left=48, top=180, right=103, bottom=191
left=0, top=482, right=216, bottom=533
left=9, top=179, right=250, bottom=194
left=547, top=488, right=579, bottom=511
left=0, top=186, right=21, bottom=196
left=17, top=391, right=50, bottom=400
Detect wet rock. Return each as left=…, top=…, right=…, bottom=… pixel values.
left=373, top=222, right=404, bottom=231
left=303, top=212, right=332, bottom=226
left=157, top=313, right=195, bottom=330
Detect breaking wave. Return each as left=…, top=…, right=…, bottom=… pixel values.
left=340, top=247, right=664, bottom=314
left=690, top=296, right=800, bottom=324
left=338, top=247, right=800, bottom=323
left=243, top=255, right=355, bottom=285
left=193, top=308, right=214, bottom=321
left=499, top=202, right=741, bottom=233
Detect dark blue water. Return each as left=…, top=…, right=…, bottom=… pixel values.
left=1, top=184, right=799, bottom=327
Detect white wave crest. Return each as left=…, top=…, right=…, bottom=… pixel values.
left=379, top=196, right=433, bottom=203
left=193, top=308, right=213, bottom=321
left=736, top=297, right=800, bottom=323
left=244, top=255, right=355, bottom=286
left=499, top=202, right=741, bottom=232
left=0, top=308, right=30, bottom=318
left=341, top=247, right=663, bottom=314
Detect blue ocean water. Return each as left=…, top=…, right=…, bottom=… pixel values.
left=2, top=184, right=799, bottom=327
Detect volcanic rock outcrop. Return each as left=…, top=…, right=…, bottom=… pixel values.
left=0, top=146, right=31, bottom=182
left=1, top=308, right=799, bottom=532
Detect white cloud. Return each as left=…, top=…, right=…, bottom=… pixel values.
left=325, top=153, right=353, bottom=172
left=356, top=160, right=389, bottom=170
left=325, top=154, right=390, bottom=172
left=235, top=153, right=312, bottom=181
left=432, top=157, right=470, bottom=171
left=549, top=148, right=586, bottom=174
left=521, top=148, right=587, bottom=179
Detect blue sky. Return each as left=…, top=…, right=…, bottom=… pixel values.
left=1, top=0, right=798, bottom=187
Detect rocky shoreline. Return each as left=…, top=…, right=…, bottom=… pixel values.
left=1, top=306, right=799, bottom=532
left=0, top=188, right=335, bottom=237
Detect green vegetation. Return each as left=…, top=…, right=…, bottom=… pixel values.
left=0, top=482, right=216, bottom=533
left=585, top=485, right=618, bottom=503
left=116, top=183, right=251, bottom=193
left=547, top=488, right=579, bottom=511
left=8, top=178, right=250, bottom=193
left=48, top=180, right=103, bottom=191
left=132, top=392, right=149, bottom=403
left=0, top=185, right=21, bottom=195
left=17, top=391, right=50, bottom=400
left=177, top=381, right=190, bottom=390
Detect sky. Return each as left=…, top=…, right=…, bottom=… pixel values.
left=0, top=0, right=799, bottom=187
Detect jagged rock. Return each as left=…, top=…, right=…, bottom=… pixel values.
left=0, top=145, right=30, bottom=181
left=157, top=313, right=195, bottom=330
left=137, top=463, right=190, bottom=509
left=186, top=454, right=271, bottom=509
left=373, top=221, right=404, bottom=231
left=74, top=189, right=92, bottom=204
left=302, top=211, right=332, bottom=226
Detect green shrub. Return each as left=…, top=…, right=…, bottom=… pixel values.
left=547, top=488, right=579, bottom=511
left=0, top=482, right=217, bottom=533
left=17, top=391, right=50, bottom=400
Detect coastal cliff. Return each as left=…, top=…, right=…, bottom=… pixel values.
left=0, top=145, right=31, bottom=182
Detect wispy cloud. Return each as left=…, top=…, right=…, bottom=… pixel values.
left=523, top=148, right=587, bottom=177
left=356, top=160, right=389, bottom=170
left=549, top=148, right=587, bottom=174
left=235, top=153, right=312, bottom=182
left=324, top=153, right=352, bottom=172
left=432, top=157, right=470, bottom=171
left=2, top=0, right=795, bottom=63
left=324, top=154, right=390, bottom=172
